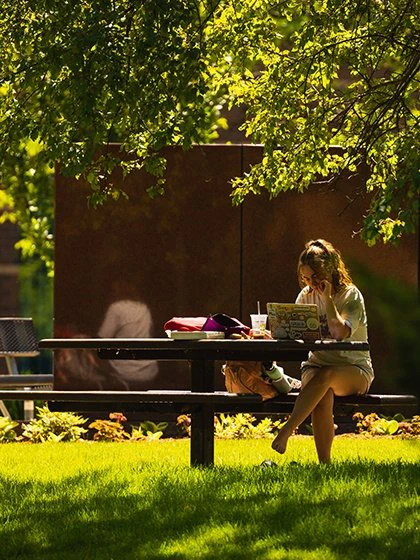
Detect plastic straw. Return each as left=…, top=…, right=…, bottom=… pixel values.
left=257, top=301, right=261, bottom=315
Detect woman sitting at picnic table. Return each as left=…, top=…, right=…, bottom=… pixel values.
left=272, top=239, right=374, bottom=463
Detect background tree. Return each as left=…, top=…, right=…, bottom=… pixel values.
left=0, top=0, right=226, bottom=270
left=0, top=0, right=419, bottom=271
left=0, top=139, right=54, bottom=271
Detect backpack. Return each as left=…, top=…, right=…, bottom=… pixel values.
left=223, top=360, right=278, bottom=401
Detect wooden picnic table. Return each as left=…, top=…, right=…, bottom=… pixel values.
left=36, top=337, right=371, bottom=465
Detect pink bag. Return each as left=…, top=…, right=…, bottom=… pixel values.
left=164, top=317, right=207, bottom=331
left=164, top=314, right=250, bottom=338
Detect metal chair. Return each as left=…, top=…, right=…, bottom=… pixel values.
left=0, top=318, right=53, bottom=420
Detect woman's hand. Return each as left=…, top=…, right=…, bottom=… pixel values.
left=315, top=279, right=332, bottom=299
left=321, top=282, right=351, bottom=340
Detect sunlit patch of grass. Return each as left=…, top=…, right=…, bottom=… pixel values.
left=214, top=435, right=420, bottom=466
left=0, top=437, right=418, bottom=559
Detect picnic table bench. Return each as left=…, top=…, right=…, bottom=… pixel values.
left=0, top=337, right=416, bottom=466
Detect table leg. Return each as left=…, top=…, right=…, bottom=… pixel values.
left=190, top=403, right=215, bottom=467
left=190, top=359, right=215, bottom=466
left=190, top=359, right=215, bottom=392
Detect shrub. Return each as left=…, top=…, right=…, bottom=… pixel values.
left=0, top=416, right=20, bottom=443
left=21, top=405, right=88, bottom=442
left=176, top=414, right=191, bottom=437
left=353, top=412, right=420, bottom=437
left=130, top=420, right=168, bottom=441
left=89, top=412, right=130, bottom=442
left=396, top=415, right=420, bottom=438
left=176, top=413, right=289, bottom=439
left=215, top=413, right=284, bottom=439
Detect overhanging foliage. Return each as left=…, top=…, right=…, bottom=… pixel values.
left=0, top=0, right=419, bottom=269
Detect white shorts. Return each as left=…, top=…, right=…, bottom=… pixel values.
left=301, top=365, right=373, bottom=395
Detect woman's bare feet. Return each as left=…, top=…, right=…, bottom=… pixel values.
left=271, top=428, right=291, bottom=455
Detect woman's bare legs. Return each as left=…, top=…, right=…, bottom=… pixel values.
left=311, top=389, right=335, bottom=463
left=272, top=365, right=368, bottom=459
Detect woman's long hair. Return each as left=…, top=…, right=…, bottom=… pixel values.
left=297, top=239, right=353, bottom=293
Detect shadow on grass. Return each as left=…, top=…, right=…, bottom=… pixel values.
left=0, top=462, right=419, bottom=560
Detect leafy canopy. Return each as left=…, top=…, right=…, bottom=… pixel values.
left=0, top=0, right=419, bottom=268
left=208, top=0, right=419, bottom=244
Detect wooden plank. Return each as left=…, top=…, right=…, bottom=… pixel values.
left=39, top=337, right=370, bottom=363
left=39, top=337, right=369, bottom=351
left=0, top=375, right=53, bottom=387
left=0, top=389, right=415, bottom=410
left=0, top=389, right=262, bottom=404
left=0, top=389, right=416, bottom=405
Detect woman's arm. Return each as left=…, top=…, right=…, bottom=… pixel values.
left=318, top=281, right=351, bottom=340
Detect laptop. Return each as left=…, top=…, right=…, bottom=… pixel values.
left=267, top=303, right=321, bottom=341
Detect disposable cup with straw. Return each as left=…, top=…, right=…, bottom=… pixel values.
left=250, top=301, right=267, bottom=335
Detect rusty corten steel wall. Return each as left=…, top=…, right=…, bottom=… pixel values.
left=54, top=144, right=418, bottom=392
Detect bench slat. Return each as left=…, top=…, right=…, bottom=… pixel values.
left=0, top=389, right=262, bottom=404
left=0, top=375, right=54, bottom=388
left=0, top=389, right=416, bottom=411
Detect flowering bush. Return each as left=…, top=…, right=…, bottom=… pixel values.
left=176, top=414, right=191, bottom=437
left=353, top=412, right=420, bottom=437
left=396, top=415, right=420, bottom=438
left=89, top=412, right=130, bottom=442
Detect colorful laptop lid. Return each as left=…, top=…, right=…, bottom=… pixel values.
left=267, top=303, right=321, bottom=341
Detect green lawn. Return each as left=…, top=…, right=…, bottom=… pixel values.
left=0, top=436, right=419, bottom=560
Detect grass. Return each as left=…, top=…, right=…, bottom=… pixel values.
left=0, top=436, right=419, bottom=560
